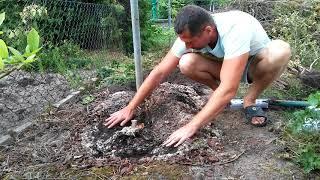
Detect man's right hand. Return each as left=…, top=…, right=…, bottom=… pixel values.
left=103, top=51, right=179, bottom=129
left=103, top=106, right=134, bottom=128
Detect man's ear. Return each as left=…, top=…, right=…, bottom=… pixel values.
left=206, top=25, right=217, bottom=36
left=204, top=25, right=213, bottom=34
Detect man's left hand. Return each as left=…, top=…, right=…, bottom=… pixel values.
left=162, top=124, right=198, bottom=147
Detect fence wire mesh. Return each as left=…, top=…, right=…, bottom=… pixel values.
left=2, top=0, right=124, bottom=50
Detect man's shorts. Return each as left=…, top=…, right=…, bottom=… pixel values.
left=241, top=55, right=255, bottom=84
left=182, top=51, right=256, bottom=84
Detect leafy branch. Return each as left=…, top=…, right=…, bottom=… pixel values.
left=0, top=12, right=41, bottom=79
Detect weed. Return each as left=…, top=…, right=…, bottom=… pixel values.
left=97, top=59, right=135, bottom=86
left=144, top=25, right=176, bottom=52
left=283, top=91, right=320, bottom=173
left=32, top=41, right=90, bottom=73
left=65, top=69, right=84, bottom=89
left=81, top=95, right=95, bottom=105
left=296, top=144, right=320, bottom=173
left=262, top=74, right=317, bottom=100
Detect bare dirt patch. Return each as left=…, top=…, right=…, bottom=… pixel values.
left=0, top=71, right=70, bottom=136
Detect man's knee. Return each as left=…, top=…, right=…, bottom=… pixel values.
left=179, top=53, right=198, bottom=75
left=267, top=39, right=291, bottom=66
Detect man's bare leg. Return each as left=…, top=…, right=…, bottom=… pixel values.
left=244, top=40, right=291, bottom=125
left=179, top=53, right=222, bottom=90
left=178, top=41, right=291, bottom=126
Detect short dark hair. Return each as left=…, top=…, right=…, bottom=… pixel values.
left=174, top=5, right=215, bottom=36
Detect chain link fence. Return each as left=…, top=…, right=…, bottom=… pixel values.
left=0, top=0, right=126, bottom=137
left=2, top=0, right=124, bottom=49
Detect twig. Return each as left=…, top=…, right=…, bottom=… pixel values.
left=286, top=133, right=307, bottom=146
left=179, top=150, right=246, bottom=167
left=309, top=45, right=319, bottom=71
left=0, top=64, right=24, bottom=79
left=87, top=170, right=107, bottom=180
left=0, top=67, right=18, bottom=79
left=309, top=58, right=319, bottom=71
left=23, top=162, right=55, bottom=169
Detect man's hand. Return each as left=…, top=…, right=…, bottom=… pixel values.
left=103, top=106, right=134, bottom=128
left=162, top=124, right=198, bottom=147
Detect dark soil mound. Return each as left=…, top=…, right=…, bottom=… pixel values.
left=81, top=83, right=220, bottom=164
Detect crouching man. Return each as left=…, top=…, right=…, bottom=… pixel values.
left=104, top=5, right=291, bottom=147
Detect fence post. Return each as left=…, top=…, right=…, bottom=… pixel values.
left=168, top=0, right=172, bottom=29
left=152, top=0, right=158, bottom=20
left=130, top=0, right=143, bottom=90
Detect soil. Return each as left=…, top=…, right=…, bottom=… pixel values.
left=0, top=70, right=96, bottom=136
left=0, top=69, right=316, bottom=179
left=0, top=71, right=70, bottom=135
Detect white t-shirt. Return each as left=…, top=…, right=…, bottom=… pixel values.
left=171, top=10, right=271, bottom=60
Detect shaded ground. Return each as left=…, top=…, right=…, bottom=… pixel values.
left=0, top=69, right=314, bottom=179
left=0, top=71, right=70, bottom=136
left=0, top=70, right=97, bottom=138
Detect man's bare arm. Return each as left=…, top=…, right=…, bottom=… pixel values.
left=105, top=50, right=180, bottom=128
left=188, top=53, right=249, bottom=128
left=127, top=50, right=180, bottom=110
left=163, top=52, right=249, bottom=147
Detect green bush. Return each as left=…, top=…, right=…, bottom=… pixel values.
left=116, top=0, right=161, bottom=53
left=33, top=41, right=93, bottom=73
left=285, top=91, right=320, bottom=173
left=270, top=0, right=320, bottom=70
left=1, top=0, right=125, bottom=51
left=157, top=0, right=231, bottom=19
left=158, top=0, right=193, bottom=19
left=142, top=23, right=176, bottom=53
left=296, top=144, right=320, bottom=173
left=0, top=12, right=41, bottom=79
left=212, top=0, right=232, bottom=8
left=0, top=0, right=29, bottom=50
left=97, top=59, right=135, bottom=85
left=1, top=0, right=171, bottom=55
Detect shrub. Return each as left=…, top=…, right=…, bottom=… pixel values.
left=285, top=91, right=320, bottom=173
left=158, top=0, right=193, bottom=19
left=270, top=0, right=320, bottom=70
left=0, top=12, right=41, bottom=79
left=97, top=59, right=135, bottom=85
left=33, top=41, right=92, bottom=73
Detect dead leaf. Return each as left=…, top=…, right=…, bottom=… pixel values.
left=95, top=160, right=104, bottom=167
left=127, top=164, right=134, bottom=173
left=120, top=167, right=128, bottom=175
left=137, top=123, right=144, bottom=129
left=74, top=155, right=83, bottom=159
left=208, top=155, right=219, bottom=163
left=207, top=138, right=218, bottom=147
left=230, top=154, right=237, bottom=159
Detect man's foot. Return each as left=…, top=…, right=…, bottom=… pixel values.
left=244, top=105, right=268, bottom=127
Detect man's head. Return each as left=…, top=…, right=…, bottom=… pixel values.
left=174, top=5, right=217, bottom=49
